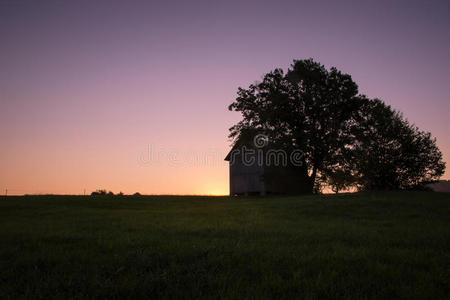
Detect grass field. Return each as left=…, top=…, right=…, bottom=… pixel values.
left=0, top=192, right=449, bottom=299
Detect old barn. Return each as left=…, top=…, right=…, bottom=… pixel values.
left=224, top=142, right=310, bottom=196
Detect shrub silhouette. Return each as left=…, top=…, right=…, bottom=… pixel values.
left=91, top=190, right=115, bottom=196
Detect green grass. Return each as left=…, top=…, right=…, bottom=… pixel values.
left=0, top=192, right=449, bottom=299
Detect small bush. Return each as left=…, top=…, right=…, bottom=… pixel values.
left=91, top=189, right=107, bottom=196
left=91, top=190, right=115, bottom=196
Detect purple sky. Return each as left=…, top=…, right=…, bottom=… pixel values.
left=1, top=0, right=449, bottom=195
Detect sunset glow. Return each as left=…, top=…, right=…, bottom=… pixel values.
left=1, top=0, right=449, bottom=195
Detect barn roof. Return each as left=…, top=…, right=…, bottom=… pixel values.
left=224, top=136, right=258, bottom=161
left=224, top=130, right=266, bottom=161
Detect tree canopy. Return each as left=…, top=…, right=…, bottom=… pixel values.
left=228, top=59, right=445, bottom=193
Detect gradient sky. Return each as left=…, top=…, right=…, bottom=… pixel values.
left=1, top=0, right=449, bottom=195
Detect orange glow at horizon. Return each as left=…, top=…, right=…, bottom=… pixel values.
left=1, top=1, right=449, bottom=195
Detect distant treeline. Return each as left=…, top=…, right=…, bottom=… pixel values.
left=427, top=180, right=450, bottom=193
left=90, top=190, right=141, bottom=196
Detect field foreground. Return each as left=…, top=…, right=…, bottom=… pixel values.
left=0, top=192, right=449, bottom=299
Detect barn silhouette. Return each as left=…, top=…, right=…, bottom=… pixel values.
left=225, top=135, right=310, bottom=196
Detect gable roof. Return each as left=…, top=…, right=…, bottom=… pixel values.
left=224, top=136, right=258, bottom=161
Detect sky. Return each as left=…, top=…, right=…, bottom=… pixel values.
left=1, top=0, right=449, bottom=195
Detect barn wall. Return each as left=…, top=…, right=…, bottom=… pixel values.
left=226, top=149, right=310, bottom=195
left=229, top=158, right=264, bottom=195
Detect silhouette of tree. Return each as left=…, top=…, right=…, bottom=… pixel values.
left=229, top=59, right=445, bottom=192
left=349, top=98, right=445, bottom=190
left=229, top=59, right=361, bottom=192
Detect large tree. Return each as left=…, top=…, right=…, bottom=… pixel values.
left=349, top=98, right=445, bottom=190
left=229, top=59, right=361, bottom=192
left=228, top=59, right=445, bottom=193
